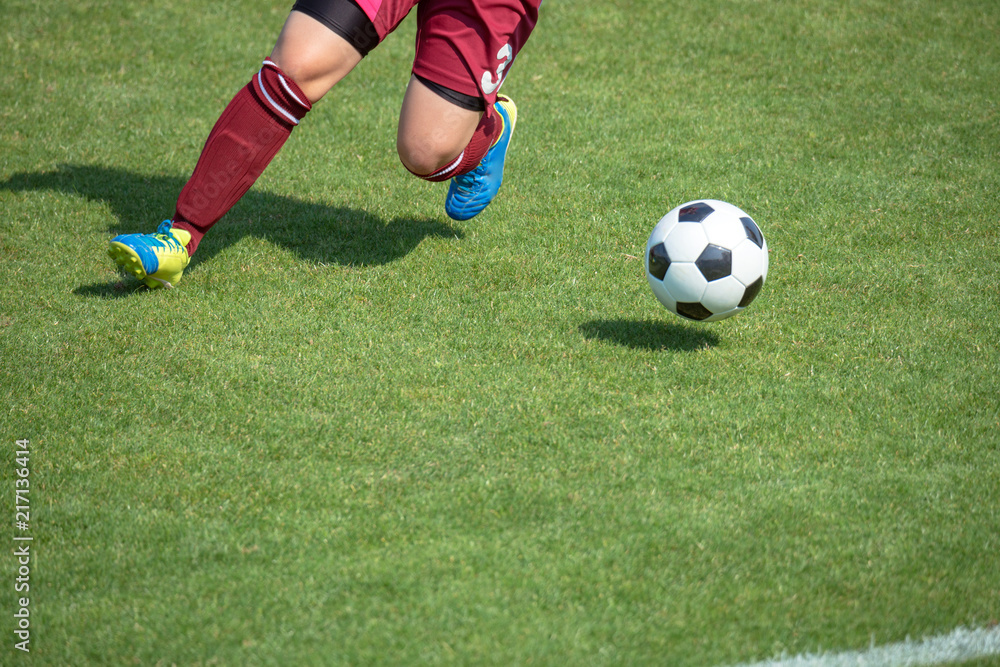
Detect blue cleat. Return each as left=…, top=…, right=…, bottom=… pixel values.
left=108, top=220, right=191, bottom=289
left=445, top=95, right=518, bottom=221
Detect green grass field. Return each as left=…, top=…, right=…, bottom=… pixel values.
left=2, top=0, right=999, bottom=664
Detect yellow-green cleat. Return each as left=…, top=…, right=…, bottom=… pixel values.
left=108, top=220, right=191, bottom=289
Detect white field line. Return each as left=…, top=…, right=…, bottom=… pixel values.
left=732, top=625, right=1000, bottom=667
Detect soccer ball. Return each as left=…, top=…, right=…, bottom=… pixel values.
left=645, top=200, right=768, bottom=322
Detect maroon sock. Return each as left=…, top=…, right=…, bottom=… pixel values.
left=173, top=59, right=311, bottom=255
left=409, top=108, right=500, bottom=182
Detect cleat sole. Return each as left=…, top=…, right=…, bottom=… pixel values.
left=108, top=243, right=148, bottom=280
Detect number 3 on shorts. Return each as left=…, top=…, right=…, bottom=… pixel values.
left=481, top=43, right=513, bottom=95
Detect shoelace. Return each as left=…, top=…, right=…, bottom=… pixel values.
left=453, top=167, right=486, bottom=194
left=152, top=221, right=184, bottom=252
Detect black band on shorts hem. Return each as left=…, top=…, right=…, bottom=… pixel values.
left=414, top=74, right=485, bottom=112
left=291, top=0, right=380, bottom=57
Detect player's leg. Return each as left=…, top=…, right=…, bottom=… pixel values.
left=396, top=77, right=514, bottom=221
left=168, top=11, right=362, bottom=253
left=399, top=0, right=539, bottom=221
left=108, top=6, right=365, bottom=288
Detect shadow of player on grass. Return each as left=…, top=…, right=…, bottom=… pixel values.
left=0, top=164, right=461, bottom=297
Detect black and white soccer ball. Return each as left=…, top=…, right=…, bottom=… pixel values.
left=645, top=200, right=768, bottom=322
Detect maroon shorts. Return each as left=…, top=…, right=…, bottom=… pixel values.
left=292, top=0, right=541, bottom=107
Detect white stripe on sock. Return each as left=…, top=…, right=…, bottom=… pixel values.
left=434, top=151, right=465, bottom=179
left=278, top=75, right=307, bottom=109
left=257, top=69, right=299, bottom=126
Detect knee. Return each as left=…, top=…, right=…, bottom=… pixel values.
left=268, top=20, right=363, bottom=103
left=396, top=129, right=461, bottom=177
left=268, top=57, right=334, bottom=104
